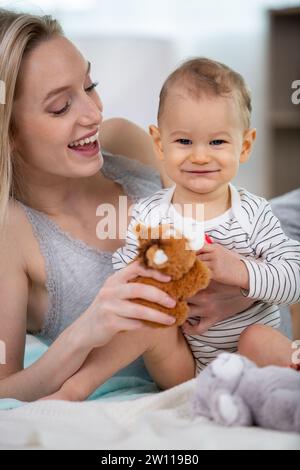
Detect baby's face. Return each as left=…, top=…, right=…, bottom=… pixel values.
left=151, top=88, right=255, bottom=196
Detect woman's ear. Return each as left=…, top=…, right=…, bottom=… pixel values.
left=240, top=128, right=256, bottom=163
left=149, top=125, right=165, bottom=161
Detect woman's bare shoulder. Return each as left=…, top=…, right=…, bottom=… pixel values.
left=100, top=118, right=156, bottom=167
left=1, top=201, right=33, bottom=269
left=100, top=118, right=172, bottom=188
left=7, top=200, right=31, bottom=234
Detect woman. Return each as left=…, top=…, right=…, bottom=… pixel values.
left=0, top=9, right=254, bottom=402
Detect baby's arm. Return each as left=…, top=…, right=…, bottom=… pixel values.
left=42, top=326, right=195, bottom=401
left=112, top=202, right=142, bottom=271
left=240, top=201, right=300, bottom=305
left=198, top=201, right=300, bottom=305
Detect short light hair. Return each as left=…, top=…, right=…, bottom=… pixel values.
left=158, top=57, right=252, bottom=129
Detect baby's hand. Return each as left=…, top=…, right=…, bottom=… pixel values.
left=197, top=243, right=249, bottom=289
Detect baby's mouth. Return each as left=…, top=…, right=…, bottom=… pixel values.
left=183, top=169, right=220, bottom=174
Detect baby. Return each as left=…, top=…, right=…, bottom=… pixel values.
left=42, top=58, right=300, bottom=402
left=113, top=58, right=300, bottom=373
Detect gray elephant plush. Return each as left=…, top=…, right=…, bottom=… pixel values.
left=192, top=352, right=300, bottom=433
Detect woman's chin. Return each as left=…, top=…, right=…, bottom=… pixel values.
left=67, top=147, right=104, bottom=176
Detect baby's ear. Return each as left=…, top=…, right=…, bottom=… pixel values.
left=149, top=125, right=164, bottom=161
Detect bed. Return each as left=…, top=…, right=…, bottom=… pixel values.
left=0, top=335, right=299, bottom=450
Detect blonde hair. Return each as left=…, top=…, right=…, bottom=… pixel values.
left=158, top=58, right=252, bottom=129
left=0, top=9, right=63, bottom=230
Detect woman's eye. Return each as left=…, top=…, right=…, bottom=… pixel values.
left=176, top=139, right=192, bottom=145
left=51, top=82, right=99, bottom=116
left=52, top=101, right=71, bottom=115
left=210, top=139, right=226, bottom=146
left=85, top=81, right=99, bottom=93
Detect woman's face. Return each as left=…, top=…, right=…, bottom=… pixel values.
left=12, top=35, right=103, bottom=180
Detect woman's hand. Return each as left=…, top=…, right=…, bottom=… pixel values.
left=79, top=260, right=177, bottom=349
left=183, top=280, right=256, bottom=335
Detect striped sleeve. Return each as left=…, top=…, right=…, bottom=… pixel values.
left=241, top=200, right=300, bottom=304
left=112, top=189, right=169, bottom=270
left=112, top=204, right=141, bottom=271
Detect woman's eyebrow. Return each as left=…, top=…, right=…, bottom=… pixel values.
left=43, top=61, right=91, bottom=103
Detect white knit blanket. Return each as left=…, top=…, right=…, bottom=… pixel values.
left=0, top=378, right=299, bottom=450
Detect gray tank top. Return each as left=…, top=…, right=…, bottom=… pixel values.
left=20, top=151, right=162, bottom=343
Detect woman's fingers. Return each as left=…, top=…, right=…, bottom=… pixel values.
left=197, top=253, right=211, bottom=262
left=118, top=282, right=176, bottom=309
left=116, top=300, right=176, bottom=325
left=116, top=260, right=171, bottom=283
left=113, top=316, right=145, bottom=332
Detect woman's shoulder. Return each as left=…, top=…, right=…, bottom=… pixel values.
left=102, top=149, right=162, bottom=201
left=0, top=202, right=27, bottom=305
left=1, top=200, right=35, bottom=270
left=6, top=199, right=31, bottom=233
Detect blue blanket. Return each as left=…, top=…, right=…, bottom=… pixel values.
left=0, top=339, right=158, bottom=410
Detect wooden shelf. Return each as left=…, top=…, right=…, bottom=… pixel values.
left=268, top=8, right=300, bottom=197
left=270, top=111, right=300, bottom=129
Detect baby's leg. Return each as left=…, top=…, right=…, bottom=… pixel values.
left=238, top=324, right=294, bottom=367
left=143, top=324, right=195, bottom=389
left=45, top=326, right=195, bottom=401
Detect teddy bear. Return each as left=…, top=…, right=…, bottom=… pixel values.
left=192, top=352, right=300, bottom=433
left=129, top=223, right=211, bottom=326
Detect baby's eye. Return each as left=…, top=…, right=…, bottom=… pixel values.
left=176, top=139, right=192, bottom=145
left=210, top=139, right=226, bottom=146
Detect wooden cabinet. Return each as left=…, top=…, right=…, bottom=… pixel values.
left=269, top=7, right=300, bottom=197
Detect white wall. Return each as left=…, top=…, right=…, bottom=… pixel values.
left=6, top=0, right=299, bottom=198
left=74, top=32, right=271, bottom=197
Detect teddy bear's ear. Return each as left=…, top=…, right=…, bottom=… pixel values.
left=161, top=224, right=182, bottom=240
left=133, top=222, right=151, bottom=241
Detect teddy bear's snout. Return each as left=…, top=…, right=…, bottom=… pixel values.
left=146, top=245, right=169, bottom=269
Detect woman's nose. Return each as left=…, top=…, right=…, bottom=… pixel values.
left=78, top=95, right=103, bottom=127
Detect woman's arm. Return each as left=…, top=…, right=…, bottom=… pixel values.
left=0, top=206, right=178, bottom=401
left=0, top=206, right=96, bottom=401
left=43, top=325, right=195, bottom=402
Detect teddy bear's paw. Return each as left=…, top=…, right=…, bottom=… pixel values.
left=212, top=392, right=252, bottom=427
left=211, top=353, right=245, bottom=383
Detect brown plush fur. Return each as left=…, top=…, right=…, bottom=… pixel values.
left=130, top=224, right=211, bottom=326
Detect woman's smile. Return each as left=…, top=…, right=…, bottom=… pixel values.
left=68, top=130, right=101, bottom=158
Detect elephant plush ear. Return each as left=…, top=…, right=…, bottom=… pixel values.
left=211, top=353, right=245, bottom=381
